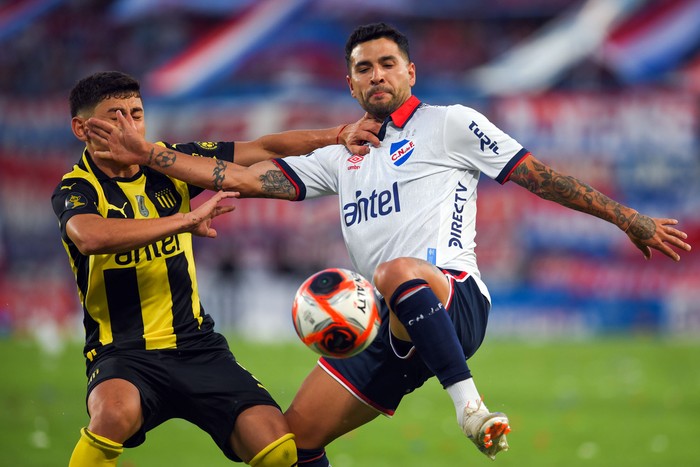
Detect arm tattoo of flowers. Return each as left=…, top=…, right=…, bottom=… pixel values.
left=259, top=170, right=295, bottom=199
left=511, top=159, right=629, bottom=226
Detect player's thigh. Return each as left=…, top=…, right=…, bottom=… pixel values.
left=87, top=378, right=142, bottom=441
left=285, top=365, right=380, bottom=449
left=230, top=405, right=291, bottom=464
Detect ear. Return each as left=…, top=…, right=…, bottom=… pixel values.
left=346, top=75, right=355, bottom=98
left=408, top=62, right=416, bottom=87
left=71, top=116, right=88, bottom=142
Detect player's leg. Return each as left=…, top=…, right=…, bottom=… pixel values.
left=69, top=378, right=142, bottom=467
left=230, top=405, right=297, bottom=466
left=285, top=365, right=381, bottom=466
left=373, top=257, right=509, bottom=458
left=374, top=257, right=476, bottom=393
left=175, top=339, right=296, bottom=466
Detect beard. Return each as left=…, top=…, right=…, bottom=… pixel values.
left=361, top=88, right=401, bottom=120
left=364, top=101, right=397, bottom=120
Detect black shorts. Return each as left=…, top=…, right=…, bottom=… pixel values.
left=321, top=270, right=490, bottom=416
left=85, top=332, right=279, bottom=461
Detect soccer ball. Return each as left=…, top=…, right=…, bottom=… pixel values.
left=292, top=268, right=381, bottom=358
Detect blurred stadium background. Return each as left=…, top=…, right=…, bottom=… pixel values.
left=1, top=0, right=698, bottom=341
left=0, top=0, right=699, bottom=465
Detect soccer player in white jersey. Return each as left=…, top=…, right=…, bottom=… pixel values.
left=87, top=23, right=691, bottom=465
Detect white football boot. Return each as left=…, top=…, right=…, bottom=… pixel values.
left=461, top=401, right=511, bottom=460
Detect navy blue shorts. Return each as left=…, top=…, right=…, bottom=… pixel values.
left=320, top=270, right=490, bottom=416
left=85, top=332, right=279, bottom=461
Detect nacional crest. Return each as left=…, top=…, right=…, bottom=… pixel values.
left=389, top=139, right=415, bottom=166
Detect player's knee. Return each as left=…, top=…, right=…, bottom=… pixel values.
left=88, top=403, right=141, bottom=443
left=374, top=257, right=418, bottom=294
left=249, top=433, right=297, bottom=467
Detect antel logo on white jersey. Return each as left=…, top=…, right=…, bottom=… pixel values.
left=342, top=182, right=401, bottom=227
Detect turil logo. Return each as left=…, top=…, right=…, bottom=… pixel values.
left=389, top=139, right=415, bottom=166
left=65, top=193, right=86, bottom=210
left=195, top=141, right=218, bottom=150
left=469, top=121, right=500, bottom=154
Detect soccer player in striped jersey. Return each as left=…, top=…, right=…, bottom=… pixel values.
left=53, top=71, right=379, bottom=467
left=87, top=24, right=691, bottom=465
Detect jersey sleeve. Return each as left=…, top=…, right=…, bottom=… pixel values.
left=272, top=146, right=343, bottom=201
left=161, top=141, right=235, bottom=198
left=51, top=177, right=100, bottom=239
left=444, top=105, right=529, bottom=184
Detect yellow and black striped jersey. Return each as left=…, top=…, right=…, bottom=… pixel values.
left=51, top=141, right=234, bottom=359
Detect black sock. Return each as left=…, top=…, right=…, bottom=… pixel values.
left=297, top=448, right=330, bottom=466
left=390, top=279, right=470, bottom=387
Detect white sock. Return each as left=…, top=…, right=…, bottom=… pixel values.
left=446, top=378, right=487, bottom=426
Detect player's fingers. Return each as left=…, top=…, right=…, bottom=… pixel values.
left=86, top=126, right=105, bottom=139
left=636, top=243, right=652, bottom=260
left=361, top=131, right=381, bottom=147
left=86, top=117, right=114, bottom=132
left=116, top=109, right=136, bottom=130
left=664, top=235, right=691, bottom=252
left=351, top=145, right=370, bottom=156
left=663, top=226, right=690, bottom=242
left=655, top=242, right=680, bottom=261
left=658, top=218, right=679, bottom=226
left=220, top=190, right=240, bottom=199
left=92, top=149, right=110, bottom=160
left=215, top=205, right=236, bottom=216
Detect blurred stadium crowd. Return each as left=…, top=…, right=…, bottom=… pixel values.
left=0, top=0, right=698, bottom=341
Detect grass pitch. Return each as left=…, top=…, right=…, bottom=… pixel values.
left=1, top=334, right=698, bottom=466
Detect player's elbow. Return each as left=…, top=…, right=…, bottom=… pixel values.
left=66, top=216, right=112, bottom=255
left=70, top=232, right=109, bottom=255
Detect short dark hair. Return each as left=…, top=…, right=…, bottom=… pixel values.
left=344, top=22, right=410, bottom=70
left=69, top=71, right=141, bottom=117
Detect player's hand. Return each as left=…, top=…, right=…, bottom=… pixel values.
left=339, top=113, right=382, bottom=155
left=184, top=191, right=239, bottom=238
left=86, top=110, right=150, bottom=166
left=625, top=214, right=691, bottom=261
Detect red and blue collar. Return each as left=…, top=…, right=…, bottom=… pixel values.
left=378, top=95, right=422, bottom=141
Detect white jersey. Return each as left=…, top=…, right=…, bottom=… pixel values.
left=274, top=96, right=528, bottom=300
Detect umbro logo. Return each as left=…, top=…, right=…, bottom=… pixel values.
left=346, top=154, right=365, bottom=171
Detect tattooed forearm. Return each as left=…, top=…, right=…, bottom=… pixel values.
left=510, top=158, right=634, bottom=227
left=259, top=169, right=296, bottom=199
left=212, top=159, right=227, bottom=191
left=149, top=148, right=177, bottom=168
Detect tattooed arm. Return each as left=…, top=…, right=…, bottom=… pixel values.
left=87, top=110, right=297, bottom=199
left=509, top=154, right=691, bottom=261
left=142, top=146, right=295, bottom=199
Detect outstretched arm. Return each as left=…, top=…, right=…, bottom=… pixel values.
left=509, top=154, right=691, bottom=261
left=66, top=190, right=238, bottom=255
left=234, top=113, right=381, bottom=166
left=87, top=110, right=297, bottom=199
